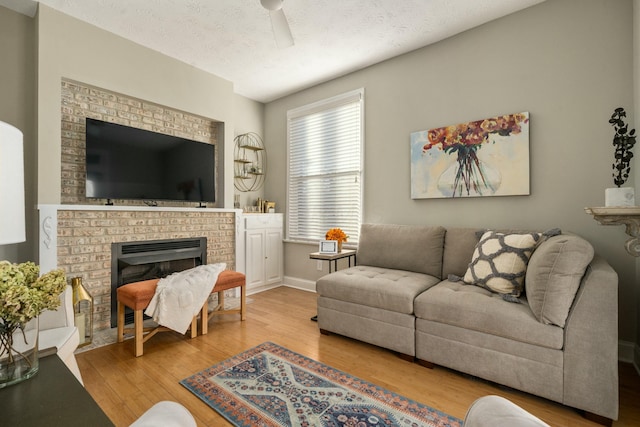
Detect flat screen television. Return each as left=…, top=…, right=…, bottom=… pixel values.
left=85, top=118, right=215, bottom=204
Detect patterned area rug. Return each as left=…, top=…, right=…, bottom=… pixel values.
left=180, top=342, right=462, bottom=427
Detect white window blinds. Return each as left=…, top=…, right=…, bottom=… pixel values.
left=287, top=89, right=364, bottom=245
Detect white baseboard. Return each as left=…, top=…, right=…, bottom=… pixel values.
left=246, top=282, right=283, bottom=296
left=243, top=277, right=316, bottom=296
left=619, top=340, right=640, bottom=375
left=282, top=276, right=316, bottom=293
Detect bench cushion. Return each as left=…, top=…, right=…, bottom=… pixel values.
left=117, top=279, right=160, bottom=310
left=212, top=270, right=245, bottom=292
left=316, top=266, right=440, bottom=314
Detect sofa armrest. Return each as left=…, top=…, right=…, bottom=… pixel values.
left=562, top=255, right=618, bottom=420
left=39, top=285, right=74, bottom=331
left=38, top=285, right=83, bottom=384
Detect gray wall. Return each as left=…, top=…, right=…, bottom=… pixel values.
left=0, top=7, right=36, bottom=263
left=233, top=94, right=266, bottom=209
left=265, top=0, right=638, bottom=345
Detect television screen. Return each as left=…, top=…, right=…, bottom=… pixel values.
left=85, top=118, right=215, bottom=203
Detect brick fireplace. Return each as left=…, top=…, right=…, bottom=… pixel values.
left=38, top=205, right=242, bottom=333
left=39, top=80, right=241, bottom=335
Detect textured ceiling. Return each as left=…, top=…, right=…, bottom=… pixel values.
left=2, top=0, right=546, bottom=103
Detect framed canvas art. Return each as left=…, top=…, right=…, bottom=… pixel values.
left=410, top=112, right=530, bottom=199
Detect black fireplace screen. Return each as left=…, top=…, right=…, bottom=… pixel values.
left=110, top=237, right=207, bottom=327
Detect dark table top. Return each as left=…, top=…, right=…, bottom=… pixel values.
left=0, top=354, right=113, bottom=426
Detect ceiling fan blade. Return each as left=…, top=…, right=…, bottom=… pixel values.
left=269, top=9, right=294, bottom=48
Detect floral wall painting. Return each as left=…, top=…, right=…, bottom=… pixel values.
left=410, top=112, right=530, bottom=199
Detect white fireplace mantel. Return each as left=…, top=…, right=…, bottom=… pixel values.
left=37, top=204, right=244, bottom=273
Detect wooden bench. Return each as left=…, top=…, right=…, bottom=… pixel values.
left=117, top=270, right=246, bottom=356
left=200, top=270, right=246, bottom=335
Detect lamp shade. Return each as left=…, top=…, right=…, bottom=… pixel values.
left=0, top=121, right=25, bottom=244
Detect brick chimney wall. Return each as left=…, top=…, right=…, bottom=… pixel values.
left=52, top=80, right=234, bottom=332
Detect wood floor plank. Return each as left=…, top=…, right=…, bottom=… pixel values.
left=76, top=287, right=640, bottom=427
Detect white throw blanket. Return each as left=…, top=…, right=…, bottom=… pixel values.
left=145, top=262, right=226, bottom=334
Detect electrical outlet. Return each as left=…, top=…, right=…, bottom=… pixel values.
left=317, top=260, right=323, bottom=271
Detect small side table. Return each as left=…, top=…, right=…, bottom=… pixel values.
left=309, top=249, right=357, bottom=322
left=309, top=249, right=357, bottom=273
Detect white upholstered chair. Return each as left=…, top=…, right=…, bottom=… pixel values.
left=39, top=285, right=83, bottom=384
left=130, top=401, right=196, bottom=427
left=464, top=396, right=551, bottom=427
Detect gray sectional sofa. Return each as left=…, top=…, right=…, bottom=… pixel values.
left=316, top=223, right=618, bottom=423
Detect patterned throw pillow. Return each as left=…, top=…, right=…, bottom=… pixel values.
left=463, top=231, right=543, bottom=299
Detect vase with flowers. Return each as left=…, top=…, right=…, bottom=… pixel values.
left=0, top=261, right=66, bottom=388
left=325, top=228, right=349, bottom=252
left=423, top=113, right=528, bottom=197
left=605, top=107, right=636, bottom=206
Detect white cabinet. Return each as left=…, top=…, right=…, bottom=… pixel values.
left=244, top=214, right=283, bottom=292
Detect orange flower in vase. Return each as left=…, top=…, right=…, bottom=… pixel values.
left=325, top=228, right=348, bottom=252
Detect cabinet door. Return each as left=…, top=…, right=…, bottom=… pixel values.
left=245, top=229, right=265, bottom=288
left=264, top=228, right=283, bottom=285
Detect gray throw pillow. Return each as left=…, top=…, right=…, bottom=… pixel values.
left=525, top=234, right=594, bottom=327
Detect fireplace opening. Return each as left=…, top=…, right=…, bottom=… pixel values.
left=111, top=237, right=207, bottom=327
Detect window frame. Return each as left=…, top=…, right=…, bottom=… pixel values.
left=285, top=88, right=365, bottom=246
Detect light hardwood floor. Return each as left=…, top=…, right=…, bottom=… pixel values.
left=77, top=287, right=640, bottom=426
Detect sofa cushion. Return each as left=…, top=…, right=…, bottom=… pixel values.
left=525, top=234, right=594, bottom=327
left=357, top=224, right=446, bottom=277
left=442, top=227, right=484, bottom=278
left=463, top=231, right=542, bottom=298
left=414, top=280, right=564, bottom=350
left=316, top=266, right=441, bottom=314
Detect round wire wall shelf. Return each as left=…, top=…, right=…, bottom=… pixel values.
left=234, top=132, right=266, bottom=192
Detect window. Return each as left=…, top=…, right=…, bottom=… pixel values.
left=287, top=89, right=364, bottom=245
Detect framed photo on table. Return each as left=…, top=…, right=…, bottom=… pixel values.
left=319, top=240, right=338, bottom=254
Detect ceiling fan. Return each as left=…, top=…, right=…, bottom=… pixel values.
left=260, top=0, right=294, bottom=48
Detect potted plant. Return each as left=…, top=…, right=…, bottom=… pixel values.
left=0, top=262, right=66, bottom=388
left=606, top=107, right=636, bottom=206
left=325, top=228, right=349, bottom=252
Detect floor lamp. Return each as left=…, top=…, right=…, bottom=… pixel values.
left=0, top=121, right=26, bottom=245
